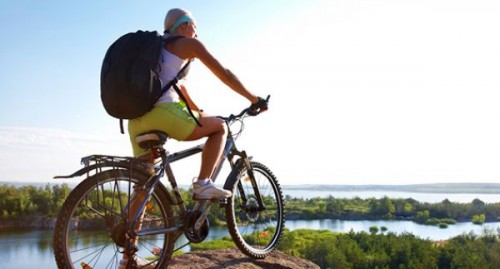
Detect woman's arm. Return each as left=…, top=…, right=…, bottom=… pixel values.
left=174, top=38, right=259, bottom=104
left=179, top=83, right=201, bottom=112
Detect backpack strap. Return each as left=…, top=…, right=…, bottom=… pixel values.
left=120, top=119, right=125, bottom=134
left=161, top=36, right=201, bottom=126
left=162, top=60, right=202, bottom=127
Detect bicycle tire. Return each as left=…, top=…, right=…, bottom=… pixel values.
left=225, top=161, right=285, bottom=258
left=53, top=168, right=175, bottom=269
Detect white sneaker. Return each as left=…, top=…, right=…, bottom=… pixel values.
left=192, top=180, right=232, bottom=200
left=119, top=255, right=157, bottom=269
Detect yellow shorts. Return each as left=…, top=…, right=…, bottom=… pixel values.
left=128, top=102, right=199, bottom=156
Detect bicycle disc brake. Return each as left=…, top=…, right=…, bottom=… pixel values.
left=244, top=197, right=261, bottom=222
left=184, top=210, right=209, bottom=243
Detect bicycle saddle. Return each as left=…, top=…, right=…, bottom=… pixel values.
left=135, top=131, right=169, bottom=150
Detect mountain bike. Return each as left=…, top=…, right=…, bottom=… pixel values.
left=52, top=97, right=285, bottom=268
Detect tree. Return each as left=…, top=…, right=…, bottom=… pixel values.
left=472, top=214, right=486, bottom=225
left=369, top=197, right=396, bottom=219
left=472, top=198, right=485, bottom=207
left=52, top=183, right=71, bottom=214
left=369, top=226, right=379, bottom=234
left=326, top=199, right=344, bottom=217
left=403, top=202, right=413, bottom=214
left=416, top=210, right=430, bottom=223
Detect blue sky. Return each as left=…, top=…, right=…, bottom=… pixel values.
left=0, top=0, right=302, bottom=132
left=1, top=0, right=499, bottom=185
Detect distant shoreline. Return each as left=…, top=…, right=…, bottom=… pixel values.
left=282, top=183, right=500, bottom=194
left=2, top=181, right=500, bottom=194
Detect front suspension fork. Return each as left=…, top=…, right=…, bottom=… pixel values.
left=238, top=151, right=266, bottom=210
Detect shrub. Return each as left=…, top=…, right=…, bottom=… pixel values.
left=472, top=214, right=486, bottom=225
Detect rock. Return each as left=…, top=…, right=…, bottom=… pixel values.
left=168, top=247, right=319, bottom=269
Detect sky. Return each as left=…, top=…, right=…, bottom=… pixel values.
left=0, top=0, right=499, bottom=186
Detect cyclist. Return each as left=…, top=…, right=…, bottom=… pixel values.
left=128, top=8, right=267, bottom=201
left=123, top=8, right=268, bottom=268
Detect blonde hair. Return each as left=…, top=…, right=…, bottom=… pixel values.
left=163, top=8, right=195, bottom=37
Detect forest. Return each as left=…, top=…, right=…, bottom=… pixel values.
left=0, top=183, right=71, bottom=218
left=1, top=183, right=500, bottom=268
left=1, top=183, right=500, bottom=228
left=192, top=228, right=500, bottom=269
left=285, top=195, right=500, bottom=226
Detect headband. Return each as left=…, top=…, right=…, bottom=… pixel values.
left=167, top=15, right=193, bottom=33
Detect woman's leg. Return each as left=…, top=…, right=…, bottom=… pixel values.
left=185, top=114, right=231, bottom=199
left=185, top=114, right=228, bottom=179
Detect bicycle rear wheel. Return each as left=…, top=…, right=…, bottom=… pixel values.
left=225, top=161, right=285, bottom=258
left=53, top=168, right=175, bottom=269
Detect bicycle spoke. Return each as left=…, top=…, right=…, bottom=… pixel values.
left=226, top=162, right=284, bottom=258
left=71, top=238, right=113, bottom=265
left=54, top=169, right=175, bottom=269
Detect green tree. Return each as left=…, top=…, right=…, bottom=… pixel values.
left=416, top=210, right=430, bottom=223
left=472, top=214, right=486, bottom=225
left=51, top=183, right=71, bottom=215
left=369, top=226, right=379, bottom=234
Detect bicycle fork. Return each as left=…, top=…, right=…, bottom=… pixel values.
left=240, top=151, right=266, bottom=211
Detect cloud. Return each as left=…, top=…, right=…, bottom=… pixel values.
left=0, top=126, right=130, bottom=183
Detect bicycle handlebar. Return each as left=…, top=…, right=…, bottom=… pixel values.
left=221, top=95, right=270, bottom=123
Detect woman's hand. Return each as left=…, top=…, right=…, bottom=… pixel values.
left=249, top=96, right=269, bottom=116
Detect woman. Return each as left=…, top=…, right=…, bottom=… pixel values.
left=128, top=8, right=267, bottom=201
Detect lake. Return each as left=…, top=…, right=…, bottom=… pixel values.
left=1, top=189, right=499, bottom=268
left=1, top=219, right=499, bottom=269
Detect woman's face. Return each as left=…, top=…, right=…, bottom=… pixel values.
left=182, top=21, right=197, bottom=38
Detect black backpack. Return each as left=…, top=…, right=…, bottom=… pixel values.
left=100, top=30, right=197, bottom=133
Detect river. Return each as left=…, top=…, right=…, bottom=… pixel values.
left=1, top=219, right=499, bottom=269
left=1, top=190, right=499, bottom=268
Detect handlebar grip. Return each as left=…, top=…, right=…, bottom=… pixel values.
left=249, top=95, right=269, bottom=116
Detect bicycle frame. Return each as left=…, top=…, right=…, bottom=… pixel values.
left=55, top=121, right=265, bottom=245
left=128, top=121, right=263, bottom=239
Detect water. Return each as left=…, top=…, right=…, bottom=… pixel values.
left=0, top=230, right=55, bottom=269
left=284, top=219, right=500, bottom=241
left=1, top=219, right=499, bottom=269
left=1, top=190, right=499, bottom=268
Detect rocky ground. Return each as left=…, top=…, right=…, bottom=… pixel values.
left=168, top=247, right=319, bottom=269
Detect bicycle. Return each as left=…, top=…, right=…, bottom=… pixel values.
left=52, top=97, right=285, bottom=269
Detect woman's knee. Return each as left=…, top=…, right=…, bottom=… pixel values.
left=187, top=116, right=227, bottom=140
left=202, top=115, right=221, bottom=126
left=215, top=118, right=228, bottom=134
left=206, top=117, right=227, bottom=137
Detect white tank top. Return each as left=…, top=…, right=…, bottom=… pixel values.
left=155, top=48, right=188, bottom=104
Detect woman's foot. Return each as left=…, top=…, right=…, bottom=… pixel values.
left=192, top=180, right=231, bottom=200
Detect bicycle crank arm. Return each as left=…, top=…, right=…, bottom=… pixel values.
left=194, top=200, right=215, bottom=230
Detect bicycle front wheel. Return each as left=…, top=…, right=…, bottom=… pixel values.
left=225, top=161, right=285, bottom=258
left=53, top=168, right=175, bottom=269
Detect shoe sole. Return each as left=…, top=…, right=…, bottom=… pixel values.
left=192, top=193, right=231, bottom=200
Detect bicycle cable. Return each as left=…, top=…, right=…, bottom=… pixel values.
left=229, top=117, right=245, bottom=140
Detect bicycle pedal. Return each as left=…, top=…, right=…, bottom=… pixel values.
left=219, top=198, right=228, bottom=207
